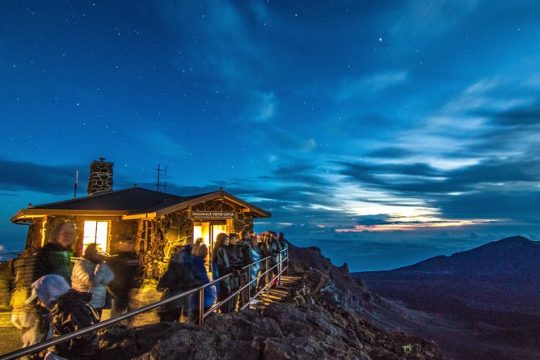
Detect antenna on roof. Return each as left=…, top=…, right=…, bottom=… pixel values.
left=73, top=170, right=79, bottom=199
left=156, top=164, right=167, bottom=193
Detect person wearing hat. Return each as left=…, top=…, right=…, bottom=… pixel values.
left=27, top=274, right=98, bottom=359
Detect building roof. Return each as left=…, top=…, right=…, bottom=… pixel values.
left=32, top=187, right=186, bottom=212
left=11, top=187, right=270, bottom=222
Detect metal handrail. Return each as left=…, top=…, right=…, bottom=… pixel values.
left=0, top=247, right=289, bottom=360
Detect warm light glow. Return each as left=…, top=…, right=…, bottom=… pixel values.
left=193, top=224, right=204, bottom=243
left=83, top=220, right=109, bottom=252
left=212, top=225, right=228, bottom=244
left=194, top=222, right=229, bottom=251
left=40, top=218, right=48, bottom=246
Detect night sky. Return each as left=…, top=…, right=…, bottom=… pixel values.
left=1, top=1, right=540, bottom=271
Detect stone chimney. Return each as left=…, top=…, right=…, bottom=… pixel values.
left=87, top=157, right=113, bottom=196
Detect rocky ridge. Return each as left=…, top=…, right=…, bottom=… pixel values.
left=97, top=243, right=442, bottom=359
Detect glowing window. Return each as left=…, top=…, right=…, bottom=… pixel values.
left=83, top=220, right=109, bottom=253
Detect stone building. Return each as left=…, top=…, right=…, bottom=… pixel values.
left=11, top=159, right=270, bottom=281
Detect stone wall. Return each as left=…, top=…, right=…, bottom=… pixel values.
left=24, top=218, right=46, bottom=250
left=136, top=211, right=193, bottom=282
left=191, top=200, right=254, bottom=234
left=87, top=158, right=113, bottom=196
left=134, top=199, right=256, bottom=282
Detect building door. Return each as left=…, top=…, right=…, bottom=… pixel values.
left=193, top=222, right=210, bottom=248
left=193, top=222, right=229, bottom=254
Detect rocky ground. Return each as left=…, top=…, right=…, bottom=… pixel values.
left=96, top=243, right=443, bottom=359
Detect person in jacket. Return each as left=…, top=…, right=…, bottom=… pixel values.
left=212, top=233, right=233, bottom=313
left=26, top=274, right=99, bottom=360
left=157, top=245, right=197, bottom=323
left=34, top=223, right=76, bottom=283
left=278, top=233, right=288, bottom=251
left=107, top=241, right=141, bottom=317
left=268, top=231, right=283, bottom=286
left=190, top=241, right=216, bottom=323
left=249, top=234, right=261, bottom=297
left=277, top=232, right=288, bottom=277
left=238, top=231, right=255, bottom=305
left=258, top=232, right=272, bottom=289
left=224, top=234, right=243, bottom=310
left=71, top=244, right=114, bottom=318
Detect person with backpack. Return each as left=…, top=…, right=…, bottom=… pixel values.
left=157, top=245, right=198, bottom=323
left=26, top=274, right=99, bottom=360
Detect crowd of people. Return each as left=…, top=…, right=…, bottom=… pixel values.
left=14, top=222, right=141, bottom=359
left=12, top=223, right=288, bottom=359
left=157, top=230, right=288, bottom=321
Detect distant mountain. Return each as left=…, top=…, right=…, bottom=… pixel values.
left=353, top=236, right=540, bottom=360
left=395, top=236, right=540, bottom=276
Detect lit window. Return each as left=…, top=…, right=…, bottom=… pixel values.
left=83, top=220, right=109, bottom=252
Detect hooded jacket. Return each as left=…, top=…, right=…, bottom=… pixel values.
left=71, top=258, right=114, bottom=309
left=189, top=256, right=216, bottom=310
left=157, top=247, right=199, bottom=313
left=30, top=275, right=98, bottom=359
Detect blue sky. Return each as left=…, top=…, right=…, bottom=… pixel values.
left=1, top=1, right=540, bottom=270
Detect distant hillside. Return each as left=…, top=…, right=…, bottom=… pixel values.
left=353, top=236, right=540, bottom=360
left=396, top=236, right=540, bottom=276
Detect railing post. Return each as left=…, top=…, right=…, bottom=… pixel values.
left=247, top=263, right=251, bottom=301
left=265, top=257, right=270, bottom=290
left=286, top=248, right=289, bottom=275
left=198, top=287, right=204, bottom=326
left=278, top=251, right=282, bottom=285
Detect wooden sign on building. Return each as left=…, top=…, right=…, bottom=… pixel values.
left=191, top=211, right=235, bottom=220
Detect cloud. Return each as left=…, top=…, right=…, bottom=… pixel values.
left=261, top=163, right=330, bottom=187
left=140, top=130, right=184, bottom=157
left=247, top=91, right=277, bottom=123
left=438, top=189, right=540, bottom=222
left=482, top=101, right=540, bottom=127
left=159, top=0, right=265, bottom=86
left=366, top=147, right=415, bottom=159
left=392, top=0, right=481, bottom=39
left=337, top=70, right=408, bottom=101
left=356, top=214, right=393, bottom=226
left=256, top=128, right=318, bottom=153
left=0, top=158, right=82, bottom=195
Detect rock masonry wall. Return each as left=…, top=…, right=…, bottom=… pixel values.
left=87, top=158, right=113, bottom=196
